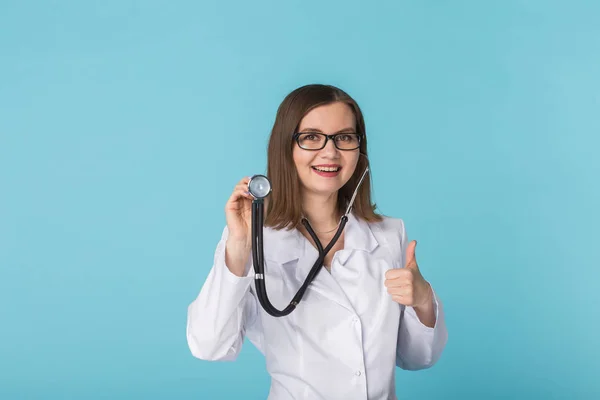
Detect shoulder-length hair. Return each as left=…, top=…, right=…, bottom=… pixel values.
left=265, top=84, right=383, bottom=230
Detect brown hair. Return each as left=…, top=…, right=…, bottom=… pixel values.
left=264, top=84, right=383, bottom=230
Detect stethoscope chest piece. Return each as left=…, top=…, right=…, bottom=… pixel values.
left=248, top=174, right=272, bottom=200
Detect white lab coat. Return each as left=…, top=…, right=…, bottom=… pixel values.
left=187, top=213, right=447, bottom=399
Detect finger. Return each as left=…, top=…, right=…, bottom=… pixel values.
left=391, top=294, right=414, bottom=305
left=405, top=240, right=418, bottom=269
left=384, top=276, right=412, bottom=288
left=387, top=285, right=412, bottom=297
left=235, top=182, right=252, bottom=194
left=235, top=187, right=254, bottom=200
left=239, top=176, right=252, bottom=185
left=385, top=268, right=412, bottom=281
left=231, top=177, right=252, bottom=195
left=228, top=187, right=254, bottom=204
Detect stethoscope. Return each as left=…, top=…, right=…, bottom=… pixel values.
left=247, top=157, right=370, bottom=317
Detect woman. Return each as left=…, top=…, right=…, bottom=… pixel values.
left=186, top=84, right=447, bottom=399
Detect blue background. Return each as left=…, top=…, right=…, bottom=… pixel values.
left=1, top=0, right=599, bottom=399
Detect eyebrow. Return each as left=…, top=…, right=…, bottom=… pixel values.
left=299, top=127, right=357, bottom=133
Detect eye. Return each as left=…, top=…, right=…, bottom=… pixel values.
left=300, top=133, right=321, bottom=141
left=335, top=133, right=358, bottom=142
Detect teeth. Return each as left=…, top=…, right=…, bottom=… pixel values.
left=313, top=166, right=340, bottom=172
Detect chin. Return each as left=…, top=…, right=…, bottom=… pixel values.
left=308, top=181, right=345, bottom=196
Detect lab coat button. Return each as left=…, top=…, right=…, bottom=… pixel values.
left=352, top=317, right=359, bottom=323
left=355, top=370, right=362, bottom=376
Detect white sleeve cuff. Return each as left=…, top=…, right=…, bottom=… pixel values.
left=403, top=282, right=440, bottom=332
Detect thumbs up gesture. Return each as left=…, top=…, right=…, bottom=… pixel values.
left=384, top=240, right=433, bottom=310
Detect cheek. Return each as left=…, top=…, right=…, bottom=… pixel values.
left=343, top=155, right=360, bottom=178
left=293, top=147, right=312, bottom=169
left=292, top=148, right=313, bottom=184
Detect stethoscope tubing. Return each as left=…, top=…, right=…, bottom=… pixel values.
left=252, top=199, right=347, bottom=317
left=250, top=155, right=369, bottom=317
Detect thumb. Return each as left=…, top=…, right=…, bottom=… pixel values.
left=405, top=240, right=418, bottom=269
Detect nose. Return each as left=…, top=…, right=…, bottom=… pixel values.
left=320, top=137, right=340, bottom=158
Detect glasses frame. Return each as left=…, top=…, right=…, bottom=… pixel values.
left=293, top=132, right=362, bottom=151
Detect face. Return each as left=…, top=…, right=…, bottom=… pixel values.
left=293, top=102, right=360, bottom=198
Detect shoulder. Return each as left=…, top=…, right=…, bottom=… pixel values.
left=364, top=215, right=408, bottom=255
left=367, top=215, right=407, bottom=238
left=369, top=215, right=405, bottom=233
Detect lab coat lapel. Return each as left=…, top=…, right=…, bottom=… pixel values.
left=292, top=237, right=355, bottom=313
left=336, top=212, right=379, bottom=266
left=263, top=226, right=302, bottom=267
left=294, top=213, right=378, bottom=313
left=263, top=214, right=378, bottom=313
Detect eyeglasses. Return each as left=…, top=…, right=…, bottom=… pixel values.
left=293, top=132, right=362, bottom=151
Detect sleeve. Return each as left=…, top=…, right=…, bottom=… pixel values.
left=186, top=226, right=264, bottom=361
left=395, top=219, right=448, bottom=370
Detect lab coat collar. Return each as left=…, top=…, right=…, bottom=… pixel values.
left=336, top=212, right=379, bottom=265
left=264, top=212, right=379, bottom=266
left=263, top=225, right=303, bottom=265
left=264, top=212, right=379, bottom=314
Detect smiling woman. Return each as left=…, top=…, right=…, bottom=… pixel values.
left=293, top=104, right=361, bottom=197
left=265, top=86, right=378, bottom=231
left=186, top=84, right=448, bottom=400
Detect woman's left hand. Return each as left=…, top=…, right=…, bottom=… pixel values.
left=384, top=240, right=433, bottom=310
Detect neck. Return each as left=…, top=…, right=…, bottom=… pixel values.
left=301, top=191, right=340, bottom=232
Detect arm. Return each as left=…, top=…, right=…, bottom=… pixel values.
left=395, top=220, right=448, bottom=370
left=396, top=286, right=447, bottom=370
left=186, top=226, right=263, bottom=361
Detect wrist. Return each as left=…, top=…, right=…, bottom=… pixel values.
left=226, top=237, right=251, bottom=251
left=414, top=281, right=433, bottom=311
left=225, top=239, right=252, bottom=277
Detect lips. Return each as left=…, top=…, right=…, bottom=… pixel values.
left=312, top=165, right=341, bottom=172
left=311, top=164, right=341, bottom=177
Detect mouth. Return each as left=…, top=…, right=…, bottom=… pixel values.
left=311, top=164, right=341, bottom=177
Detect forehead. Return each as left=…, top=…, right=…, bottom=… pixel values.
left=298, top=102, right=356, bottom=131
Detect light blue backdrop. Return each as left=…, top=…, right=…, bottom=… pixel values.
left=1, top=1, right=598, bottom=399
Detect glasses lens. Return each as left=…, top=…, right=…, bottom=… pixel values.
left=296, top=133, right=361, bottom=150
left=297, top=133, right=326, bottom=150
left=334, top=134, right=360, bottom=150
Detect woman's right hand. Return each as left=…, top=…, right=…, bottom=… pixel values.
left=224, top=177, right=254, bottom=276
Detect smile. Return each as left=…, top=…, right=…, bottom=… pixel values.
left=312, top=166, right=341, bottom=172
left=311, top=165, right=342, bottom=177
